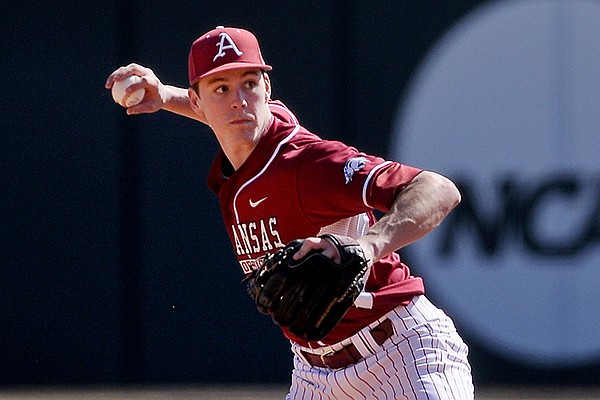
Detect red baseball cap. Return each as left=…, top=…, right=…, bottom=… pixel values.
left=188, top=26, right=272, bottom=85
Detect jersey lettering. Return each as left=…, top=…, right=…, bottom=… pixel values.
left=269, top=217, right=284, bottom=249
left=232, top=217, right=285, bottom=258
left=238, top=223, right=254, bottom=254
left=213, top=32, right=243, bottom=62
left=239, top=258, right=263, bottom=275
left=232, top=228, right=244, bottom=255
left=259, top=219, right=273, bottom=252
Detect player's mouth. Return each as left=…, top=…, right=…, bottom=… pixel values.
left=230, top=116, right=255, bottom=125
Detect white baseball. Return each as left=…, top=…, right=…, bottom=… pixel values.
left=111, top=75, right=146, bottom=107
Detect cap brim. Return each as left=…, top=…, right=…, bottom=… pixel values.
left=191, top=62, right=273, bottom=84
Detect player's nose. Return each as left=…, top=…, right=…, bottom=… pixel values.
left=231, top=89, right=248, bottom=109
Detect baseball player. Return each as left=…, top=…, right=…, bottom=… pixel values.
left=106, top=26, right=474, bottom=399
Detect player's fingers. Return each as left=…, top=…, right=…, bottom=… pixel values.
left=105, top=66, right=132, bottom=88
left=105, top=63, right=150, bottom=88
left=125, top=100, right=161, bottom=115
left=294, top=237, right=341, bottom=263
left=293, top=238, right=322, bottom=260
left=319, top=236, right=342, bottom=263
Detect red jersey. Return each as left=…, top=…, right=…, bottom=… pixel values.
left=207, top=101, right=425, bottom=347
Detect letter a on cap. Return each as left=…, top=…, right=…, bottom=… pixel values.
left=213, top=33, right=243, bottom=62
left=188, top=26, right=272, bottom=84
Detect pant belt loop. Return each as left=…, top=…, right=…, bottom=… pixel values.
left=319, top=348, right=336, bottom=368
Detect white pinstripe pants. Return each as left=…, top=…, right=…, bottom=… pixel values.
left=287, top=295, right=474, bottom=400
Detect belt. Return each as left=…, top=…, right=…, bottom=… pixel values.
left=300, top=318, right=395, bottom=370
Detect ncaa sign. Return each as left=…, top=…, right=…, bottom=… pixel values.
left=391, top=0, right=600, bottom=366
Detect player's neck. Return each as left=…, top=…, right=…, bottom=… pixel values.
left=222, top=143, right=257, bottom=170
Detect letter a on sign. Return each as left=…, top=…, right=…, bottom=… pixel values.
left=213, top=32, right=243, bottom=62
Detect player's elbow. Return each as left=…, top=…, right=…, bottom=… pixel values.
left=444, top=176, right=461, bottom=210
left=440, top=179, right=461, bottom=221
left=420, top=170, right=462, bottom=213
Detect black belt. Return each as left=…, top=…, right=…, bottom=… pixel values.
left=300, top=318, right=394, bottom=370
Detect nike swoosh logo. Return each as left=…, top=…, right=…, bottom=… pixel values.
left=249, top=197, right=268, bottom=208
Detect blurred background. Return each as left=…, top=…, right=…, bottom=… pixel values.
left=2, top=0, right=600, bottom=397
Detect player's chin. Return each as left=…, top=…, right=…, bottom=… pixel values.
left=228, top=122, right=260, bottom=138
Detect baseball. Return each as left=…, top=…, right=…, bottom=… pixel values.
left=111, top=75, right=146, bottom=107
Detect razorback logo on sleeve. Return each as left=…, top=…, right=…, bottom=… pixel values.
left=343, top=157, right=367, bottom=184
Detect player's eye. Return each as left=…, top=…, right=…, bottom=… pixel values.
left=244, top=80, right=258, bottom=89
left=215, top=85, right=229, bottom=94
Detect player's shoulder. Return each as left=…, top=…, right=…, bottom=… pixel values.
left=266, top=101, right=379, bottom=162
left=289, top=135, right=373, bottom=169
left=268, top=100, right=299, bottom=125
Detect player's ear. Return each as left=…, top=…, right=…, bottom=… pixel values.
left=188, top=87, right=206, bottom=118
left=263, top=72, right=271, bottom=102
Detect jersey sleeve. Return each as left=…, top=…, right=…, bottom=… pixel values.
left=295, top=140, right=422, bottom=226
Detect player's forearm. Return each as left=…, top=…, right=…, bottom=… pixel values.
left=357, top=171, right=461, bottom=265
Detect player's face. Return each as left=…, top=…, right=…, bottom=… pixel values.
left=192, top=68, right=271, bottom=153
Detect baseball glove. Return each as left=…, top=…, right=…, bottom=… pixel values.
left=244, top=234, right=369, bottom=341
